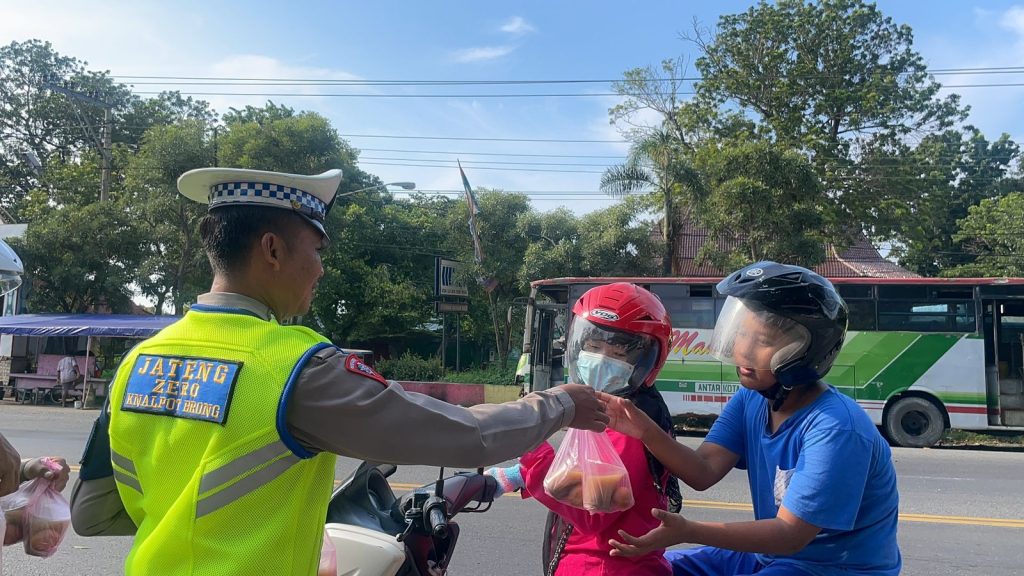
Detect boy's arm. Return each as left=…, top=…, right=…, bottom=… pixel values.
left=610, top=506, right=820, bottom=557
left=600, top=393, right=739, bottom=491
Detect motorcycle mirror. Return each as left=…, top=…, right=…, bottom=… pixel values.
left=435, top=467, right=445, bottom=498
left=377, top=463, right=397, bottom=478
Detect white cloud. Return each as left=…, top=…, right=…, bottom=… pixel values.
left=500, top=16, right=536, bottom=36
left=1000, top=6, right=1024, bottom=35
left=451, top=45, right=516, bottom=63
left=197, top=55, right=364, bottom=112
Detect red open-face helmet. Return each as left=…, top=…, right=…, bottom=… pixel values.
left=567, top=282, right=672, bottom=394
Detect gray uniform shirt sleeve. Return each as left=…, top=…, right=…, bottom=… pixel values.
left=67, top=346, right=574, bottom=537
left=70, top=476, right=137, bottom=536
left=286, top=346, right=574, bottom=467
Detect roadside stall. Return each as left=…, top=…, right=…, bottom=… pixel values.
left=0, top=314, right=179, bottom=408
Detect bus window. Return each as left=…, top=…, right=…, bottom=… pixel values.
left=838, top=284, right=874, bottom=299
left=567, top=284, right=600, bottom=313
left=662, top=298, right=716, bottom=328
left=877, top=300, right=975, bottom=332
left=651, top=284, right=690, bottom=300
left=847, top=300, right=877, bottom=330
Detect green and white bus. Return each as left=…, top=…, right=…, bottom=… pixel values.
left=516, top=276, right=1024, bottom=448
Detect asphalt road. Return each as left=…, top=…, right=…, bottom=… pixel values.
left=1, top=403, right=1022, bottom=575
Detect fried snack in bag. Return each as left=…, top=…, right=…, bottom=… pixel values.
left=22, top=459, right=71, bottom=557
left=543, top=428, right=634, bottom=513
left=0, top=482, right=32, bottom=546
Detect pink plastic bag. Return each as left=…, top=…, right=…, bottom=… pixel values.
left=318, top=528, right=337, bottom=576
left=0, top=459, right=70, bottom=558
left=543, top=428, right=634, bottom=514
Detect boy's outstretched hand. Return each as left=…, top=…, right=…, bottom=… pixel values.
left=596, top=391, right=655, bottom=440
left=608, top=508, right=689, bottom=557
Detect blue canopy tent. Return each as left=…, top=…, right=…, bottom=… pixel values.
left=0, top=313, right=179, bottom=337
left=0, top=314, right=180, bottom=407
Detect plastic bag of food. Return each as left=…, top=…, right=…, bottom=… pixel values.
left=543, top=428, right=634, bottom=513
left=21, top=459, right=70, bottom=557
left=318, top=528, right=337, bottom=576
left=0, top=480, right=33, bottom=546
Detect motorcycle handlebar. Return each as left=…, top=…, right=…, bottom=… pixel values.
left=428, top=506, right=448, bottom=539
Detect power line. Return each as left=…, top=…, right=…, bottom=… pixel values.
left=132, top=90, right=632, bottom=98
left=108, top=65, right=1024, bottom=84
left=360, top=156, right=614, bottom=168
left=357, top=147, right=625, bottom=159
left=341, top=133, right=623, bottom=143
left=126, top=81, right=1024, bottom=99
left=358, top=161, right=604, bottom=174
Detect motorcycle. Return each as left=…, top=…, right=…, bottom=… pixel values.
left=324, top=462, right=499, bottom=576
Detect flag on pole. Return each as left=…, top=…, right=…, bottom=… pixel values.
left=458, top=161, right=498, bottom=293
left=460, top=160, right=485, bottom=265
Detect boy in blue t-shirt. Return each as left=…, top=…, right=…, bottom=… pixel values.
left=601, top=262, right=902, bottom=576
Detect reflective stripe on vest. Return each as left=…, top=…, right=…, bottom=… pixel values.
left=196, top=440, right=298, bottom=518
left=111, top=448, right=143, bottom=494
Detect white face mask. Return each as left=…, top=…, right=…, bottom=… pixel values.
left=574, top=350, right=635, bottom=394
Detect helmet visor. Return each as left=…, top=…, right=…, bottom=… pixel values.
left=566, top=317, right=658, bottom=395
left=708, top=297, right=811, bottom=372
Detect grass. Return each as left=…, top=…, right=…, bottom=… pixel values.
left=938, top=429, right=1024, bottom=447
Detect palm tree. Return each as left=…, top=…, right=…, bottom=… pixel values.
left=600, top=128, right=702, bottom=275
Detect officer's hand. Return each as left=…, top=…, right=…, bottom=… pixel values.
left=0, top=433, right=22, bottom=497
left=558, top=384, right=609, bottom=432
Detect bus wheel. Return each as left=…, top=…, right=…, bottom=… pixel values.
left=884, top=397, right=946, bottom=448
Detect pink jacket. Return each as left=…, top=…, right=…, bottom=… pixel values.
left=520, top=429, right=672, bottom=576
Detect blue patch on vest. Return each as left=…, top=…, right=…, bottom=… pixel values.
left=121, top=354, right=241, bottom=424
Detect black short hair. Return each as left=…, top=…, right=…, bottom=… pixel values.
left=198, top=206, right=303, bottom=273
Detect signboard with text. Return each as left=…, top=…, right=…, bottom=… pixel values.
left=434, top=258, right=469, bottom=297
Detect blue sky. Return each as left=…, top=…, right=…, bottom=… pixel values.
left=3, top=0, right=1024, bottom=214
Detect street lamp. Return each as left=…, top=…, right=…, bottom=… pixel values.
left=337, top=181, right=416, bottom=198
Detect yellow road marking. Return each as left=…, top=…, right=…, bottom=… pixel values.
left=386, top=483, right=1024, bottom=528
left=74, top=469, right=1024, bottom=529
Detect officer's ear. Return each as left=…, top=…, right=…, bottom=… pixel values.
left=257, top=231, right=286, bottom=271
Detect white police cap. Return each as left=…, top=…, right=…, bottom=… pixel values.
left=177, top=167, right=343, bottom=237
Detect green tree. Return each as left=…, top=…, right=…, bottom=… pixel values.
left=945, top=192, right=1024, bottom=278
left=676, top=0, right=964, bottom=243
left=600, top=128, right=703, bottom=275
left=10, top=181, right=143, bottom=312
left=863, top=128, right=1019, bottom=275
left=450, top=190, right=534, bottom=368
left=517, top=201, right=658, bottom=285
left=693, top=141, right=827, bottom=271
left=0, top=40, right=136, bottom=211
left=123, top=119, right=217, bottom=314
left=692, top=0, right=964, bottom=154
left=311, top=192, right=452, bottom=348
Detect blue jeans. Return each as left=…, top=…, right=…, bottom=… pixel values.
left=665, top=547, right=816, bottom=576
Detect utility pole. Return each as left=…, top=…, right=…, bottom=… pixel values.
left=99, top=107, right=112, bottom=201
left=43, top=82, right=113, bottom=201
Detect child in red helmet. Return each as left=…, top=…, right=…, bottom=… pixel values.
left=487, top=282, right=679, bottom=576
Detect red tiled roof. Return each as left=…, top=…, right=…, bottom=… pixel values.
left=658, top=221, right=919, bottom=279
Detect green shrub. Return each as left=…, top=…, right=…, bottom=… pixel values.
left=376, top=352, right=444, bottom=381
left=443, top=365, right=516, bottom=386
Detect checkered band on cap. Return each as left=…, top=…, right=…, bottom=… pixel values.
left=209, top=181, right=327, bottom=221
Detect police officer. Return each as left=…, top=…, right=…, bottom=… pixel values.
left=69, top=167, right=608, bottom=576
